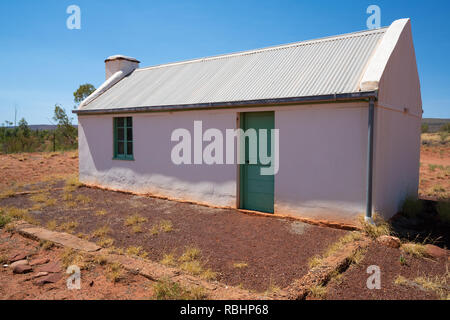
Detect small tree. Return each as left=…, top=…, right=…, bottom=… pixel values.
left=421, top=123, right=429, bottom=133
left=440, top=123, right=450, bottom=133
left=53, top=104, right=77, bottom=149
left=73, top=83, right=96, bottom=107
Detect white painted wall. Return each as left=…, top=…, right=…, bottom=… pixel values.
left=79, top=102, right=374, bottom=223
left=372, top=19, right=422, bottom=219
left=78, top=110, right=238, bottom=207
left=373, top=107, right=421, bottom=218
left=274, top=103, right=368, bottom=223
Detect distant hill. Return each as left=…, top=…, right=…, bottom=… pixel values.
left=422, top=118, right=450, bottom=132
left=5, top=125, right=77, bottom=131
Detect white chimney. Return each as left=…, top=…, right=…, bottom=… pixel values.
left=78, top=55, right=140, bottom=109
left=104, top=55, right=140, bottom=80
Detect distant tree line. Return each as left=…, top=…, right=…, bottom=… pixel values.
left=0, top=105, right=77, bottom=154
left=0, top=83, right=95, bottom=154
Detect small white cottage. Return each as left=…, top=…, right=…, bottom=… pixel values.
left=74, top=18, right=422, bottom=224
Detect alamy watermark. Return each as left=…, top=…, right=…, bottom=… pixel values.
left=66, top=265, right=81, bottom=290
left=171, top=121, right=279, bottom=175
left=366, top=265, right=381, bottom=289
left=366, top=5, right=381, bottom=29
left=66, top=5, right=81, bottom=30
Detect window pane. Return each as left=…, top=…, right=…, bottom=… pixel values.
left=127, top=128, right=133, bottom=141
left=118, top=128, right=124, bottom=140
left=127, top=142, right=133, bottom=155
left=118, top=141, right=124, bottom=155
left=117, top=117, right=124, bottom=127
left=126, top=117, right=132, bottom=127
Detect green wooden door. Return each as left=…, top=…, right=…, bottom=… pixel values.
left=240, top=112, right=274, bottom=213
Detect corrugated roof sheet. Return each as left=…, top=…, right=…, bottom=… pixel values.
left=81, top=28, right=387, bottom=111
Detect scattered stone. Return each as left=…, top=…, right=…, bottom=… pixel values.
left=34, top=273, right=62, bottom=286
left=36, top=262, right=61, bottom=273
left=30, top=258, right=50, bottom=266
left=376, top=235, right=401, bottom=248
left=424, top=244, right=447, bottom=258
left=13, top=264, right=32, bottom=274
left=22, top=272, right=49, bottom=282
left=10, top=259, right=29, bottom=269
left=32, top=272, right=49, bottom=279
left=8, top=252, right=28, bottom=263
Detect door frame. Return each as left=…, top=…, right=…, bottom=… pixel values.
left=236, top=111, right=275, bottom=213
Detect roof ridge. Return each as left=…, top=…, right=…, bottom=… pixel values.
left=136, top=27, right=387, bottom=72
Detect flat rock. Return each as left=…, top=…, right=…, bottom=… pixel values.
left=17, top=226, right=101, bottom=252
left=34, top=273, right=62, bottom=286
left=8, top=252, right=28, bottom=263
left=424, top=244, right=447, bottom=258
left=37, top=262, right=62, bottom=273
left=13, top=264, right=32, bottom=274
left=377, top=235, right=401, bottom=248
left=32, top=272, right=49, bottom=279
left=30, top=258, right=50, bottom=266
left=10, top=260, right=29, bottom=269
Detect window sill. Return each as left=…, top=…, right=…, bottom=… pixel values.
left=112, top=156, right=135, bottom=161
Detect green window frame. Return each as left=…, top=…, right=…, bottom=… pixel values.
left=113, top=117, right=134, bottom=160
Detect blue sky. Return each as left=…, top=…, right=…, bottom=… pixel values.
left=0, top=0, right=449, bottom=124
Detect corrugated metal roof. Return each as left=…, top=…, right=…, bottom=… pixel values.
left=81, top=28, right=387, bottom=111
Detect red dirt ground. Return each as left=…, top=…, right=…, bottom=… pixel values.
left=419, top=144, right=449, bottom=200
left=0, top=186, right=347, bottom=292
left=325, top=242, right=448, bottom=300
left=0, top=151, right=78, bottom=192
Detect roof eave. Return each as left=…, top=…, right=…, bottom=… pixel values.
left=73, top=91, right=378, bottom=115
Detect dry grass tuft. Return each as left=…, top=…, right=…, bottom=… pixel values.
left=60, top=248, right=90, bottom=270
left=308, top=231, right=363, bottom=269
left=97, top=237, right=115, bottom=248
left=160, top=247, right=217, bottom=280
left=159, top=220, right=173, bottom=232
left=58, top=221, right=79, bottom=233
left=358, top=214, right=391, bottom=239
left=124, top=214, right=148, bottom=227
left=75, top=194, right=92, bottom=205
left=95, top=209, right=107, bottom=216
left=394, top=270, right=449, bottom=300
left=153, top=278, right=207, bottom=300
left=309, top=284, right=327, bottom=299
left=106, top=262, right=123, bottom=283
left=126, top=246, right=148, bottom=259
left=1, top=206, right=37, bottom=225
left=91, top=225, right=110, bottom=238
left=179, top=247, right=201, bottom=262
left=46, top=220, right=58, bottom=231
left=39, top=240, right=54, bottom=250
left=160, top=253, right=177, bottom=267
left=233, top=262, right=249, bottom=269
left=401, top=243, right=428, bottom=258
left=0, top=188, right=16, bottom=199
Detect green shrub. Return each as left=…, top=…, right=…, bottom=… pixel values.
left=440, top=123, right=450, bottom=133
left=0, top=212, right=12, bottom=228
